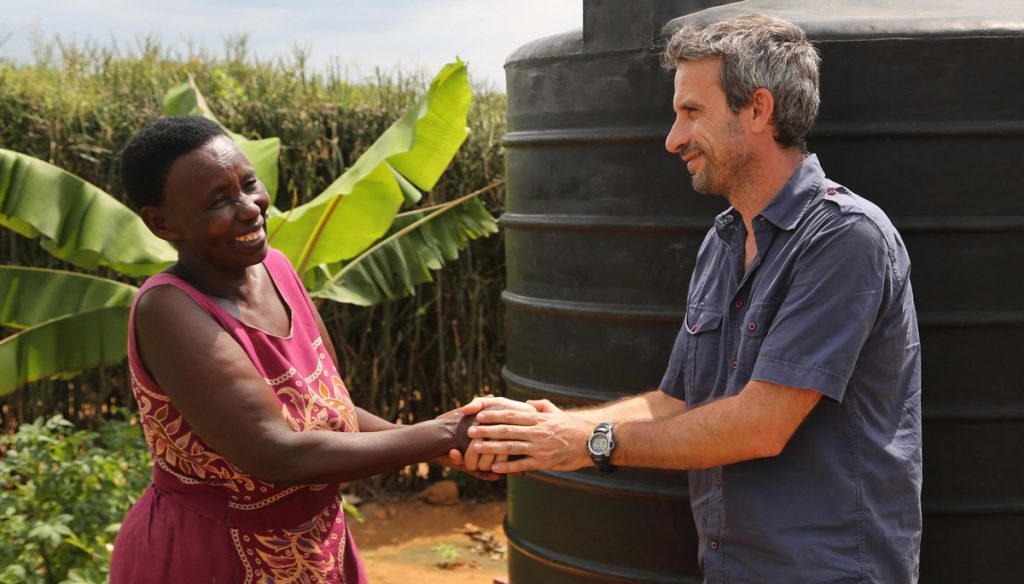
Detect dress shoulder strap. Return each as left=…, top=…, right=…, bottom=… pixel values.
left=261, top=247, right=317, bottom=317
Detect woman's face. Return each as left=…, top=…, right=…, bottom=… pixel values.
left=153, top=135, right=270, bottom=271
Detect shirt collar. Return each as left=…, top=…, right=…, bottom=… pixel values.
left=757, top=153, right=826, bottom=231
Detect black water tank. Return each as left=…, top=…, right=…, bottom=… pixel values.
left=503, top=0, right=1024, bottom=582
left=503, top=1, right=732, bottom=582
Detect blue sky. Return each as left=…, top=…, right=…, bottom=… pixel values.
left=0, top=0, right=583, bottom=91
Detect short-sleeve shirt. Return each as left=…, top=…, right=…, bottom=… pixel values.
left=660, top=155, right=922, bottom=583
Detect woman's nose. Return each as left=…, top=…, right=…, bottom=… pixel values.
left=238, top=193, right=264, bottom=219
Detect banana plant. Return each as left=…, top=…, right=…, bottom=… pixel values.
left=0, top=60, right=498, bottom=395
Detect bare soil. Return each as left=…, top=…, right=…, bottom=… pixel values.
left=348, top=498, right=508, bottom=584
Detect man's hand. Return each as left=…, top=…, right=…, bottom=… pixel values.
left=460, top=395, right=541, bottom=416
left=433, top=449, right=503, bottom=481
left=459, top=396, right=538, bottom=472
left=468, top=408, right=594, bottom=474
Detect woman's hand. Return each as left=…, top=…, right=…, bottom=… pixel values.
left=433, top=407, right=502, bottom=480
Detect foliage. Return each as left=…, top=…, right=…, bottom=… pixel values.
left=0, top=415, right=150, bottom=583
left=0, top=39, right=508, bottom=497
left=0, top=149, right=174, bottom=276
left=431, top=542, right=462, bottom=569
left=0, top=267, right=137, bottom=395
left=0, top=60, right=497, bottom=396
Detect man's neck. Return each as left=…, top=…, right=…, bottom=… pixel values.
left=729, top=147, right=806, bottom=273
left=730, top=147, right=806, bottom=225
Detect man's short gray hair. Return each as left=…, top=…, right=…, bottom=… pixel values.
left=662, top=14, right=820, bottom=148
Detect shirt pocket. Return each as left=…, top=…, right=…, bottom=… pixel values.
left=736, top=303, right=778, bottom=380
left=684, top=307, right=724, bottom=405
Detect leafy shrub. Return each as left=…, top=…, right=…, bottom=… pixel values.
left=0, top=415, right=150, bottom=583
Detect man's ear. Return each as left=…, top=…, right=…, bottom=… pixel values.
left=140, top=206, right=180, bottom=242
left=747, top=88, right=775, bottom=135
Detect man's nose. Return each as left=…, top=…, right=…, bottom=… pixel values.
left=665, top=118, right=690, bottom=154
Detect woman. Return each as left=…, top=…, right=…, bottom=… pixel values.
left=110, top=115, right=478, bottom=583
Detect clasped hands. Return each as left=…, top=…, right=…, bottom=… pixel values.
left=439, top=396, right=595, bottom=480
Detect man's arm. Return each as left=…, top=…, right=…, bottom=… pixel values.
left=613, top=381, right=819, bottom=469
left=558, top=389, right=686, bottom=424
left=463, top=389, right=684, bottom=424
left=470, top=380, right=820, bottom=473
left=459, top=391, right=684, bottom=472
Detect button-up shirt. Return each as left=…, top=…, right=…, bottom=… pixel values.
left=661, top=155, right=922, bottom=583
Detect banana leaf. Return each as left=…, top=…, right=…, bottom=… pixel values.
left=268, top=60, right=473, bottom=277
left=308, top=189, right=499, bottom=306
left=0, top=149, right=176, bottom=277
left=0, top=266, right=137, bottom=328
left=0, top=266, right=138, bottom=395
left=163, top=75, right=281, bottom=203
left=0, top=306, right=130, bottom=396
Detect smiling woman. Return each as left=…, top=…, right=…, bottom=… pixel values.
left=109, top=115, right=484, bottom=584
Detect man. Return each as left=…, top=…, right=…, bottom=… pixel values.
left=464, top=13, right=922, bottom=583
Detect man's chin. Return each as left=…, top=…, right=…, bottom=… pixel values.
left=691, top=175, right=713, bottom=194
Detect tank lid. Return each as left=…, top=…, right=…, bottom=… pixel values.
left=507, top=0, right=734, bottom=67
left=664, top=0, right=1024, bottom=41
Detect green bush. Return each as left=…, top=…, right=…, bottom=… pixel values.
left=0, top=415, right=150, bottom=583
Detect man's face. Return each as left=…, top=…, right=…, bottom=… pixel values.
left=665, top=59, right=753, bottom=197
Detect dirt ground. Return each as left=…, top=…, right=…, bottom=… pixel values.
left=348, top=498, right=509, bottom=584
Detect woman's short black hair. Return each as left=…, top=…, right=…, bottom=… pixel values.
left=120, top=115, right=228, bottom=209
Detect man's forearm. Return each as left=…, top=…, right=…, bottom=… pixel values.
left=613, top=381, right=821, bottom=469
left=571, top=389, right=686, bottom=425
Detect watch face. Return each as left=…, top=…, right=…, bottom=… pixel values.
left=590, top=434, right=609, bottom=454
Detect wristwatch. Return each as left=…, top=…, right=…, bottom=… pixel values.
left=587, top=422, right=617, bottom=473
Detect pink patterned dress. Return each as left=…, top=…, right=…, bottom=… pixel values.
left=111, top=248, right=368, bottom=583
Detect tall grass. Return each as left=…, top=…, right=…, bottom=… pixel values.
left=0, top=36, right=508, bottom=490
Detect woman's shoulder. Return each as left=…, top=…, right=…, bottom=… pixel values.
left=134, top=282, right=215, bottom=332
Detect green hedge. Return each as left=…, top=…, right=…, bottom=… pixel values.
left=0, top=38, right=508, bottom=491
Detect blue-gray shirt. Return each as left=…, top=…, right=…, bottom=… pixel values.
left=660, top=155, right=922, bottom=583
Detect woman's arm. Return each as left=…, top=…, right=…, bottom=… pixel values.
left=135, top=285, right=473, bottom=486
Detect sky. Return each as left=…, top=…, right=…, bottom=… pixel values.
left=0, top=0, right=584, bottom=91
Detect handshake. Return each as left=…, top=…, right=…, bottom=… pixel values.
left=436, top=396, right=599, bottom=480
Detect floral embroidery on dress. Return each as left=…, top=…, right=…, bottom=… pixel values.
left=232, top=499, right=347, bottom=584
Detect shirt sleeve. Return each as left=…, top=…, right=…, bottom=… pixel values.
left=750, top=215, right=891, bottom=402
left=660, top=325, right=688, bottom=401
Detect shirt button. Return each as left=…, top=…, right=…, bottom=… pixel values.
left=711, top=539, right=720, bottom=551
left=827, top=187, right=837, bottom=195
left=715, top=479, right=721, bottom=489
left=691, top=324, right=699, bottom=332
left=747, top=321, right=757, bottom=332
left=731, top=359, right=737, bottom=370
left=734, top=299, right=743, bottom=309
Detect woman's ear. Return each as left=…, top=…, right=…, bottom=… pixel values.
left=140, top=206, right=180, bottom=242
